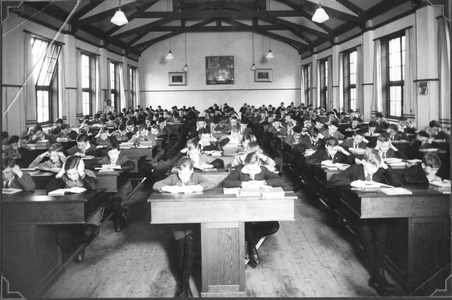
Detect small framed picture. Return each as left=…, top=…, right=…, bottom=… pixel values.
left=169, top=72, right=186, bottom=86
left=255, top=69, right=272, bottom=82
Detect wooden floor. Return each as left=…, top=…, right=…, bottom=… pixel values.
left=44, top=165, right=398, bottom=297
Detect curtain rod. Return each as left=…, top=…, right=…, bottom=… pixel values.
left=23, top=29, right=65, bottom=45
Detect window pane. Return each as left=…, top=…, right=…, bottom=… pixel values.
left=37, top=90, right=50, bottom=123
left=110, top=62, right=116, bottom=89
left=82, top=54, right=90, bottom=89
left=390, top=86, right=402, bottom=117
left=349, top=51, right=357, bottom=85
left=83, top=91, right=90, bottom=115
left=350, top=88, right=356, bottom=110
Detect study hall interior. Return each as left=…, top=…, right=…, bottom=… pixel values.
left=1, top=0, right=451, bottom=298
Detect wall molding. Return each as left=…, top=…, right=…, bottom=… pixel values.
left=140, top=88, right=300, bottom=93
left=413, top=78, right=439, bottom=82
left=2, top=84, right=23, bottom=88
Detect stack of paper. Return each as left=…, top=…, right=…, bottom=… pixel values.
left=260, top=187, right=285, bottom=198
left=380, top=187, right=412, bottom=195
left=429, top=180, right=451, bottom=188
left=238, top=188, right=262, bottom=197
left=2, top=188, right=22, bottom=195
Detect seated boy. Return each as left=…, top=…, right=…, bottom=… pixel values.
left=341, top=130, right=367, bottom=151
left=374, top=132, right=407, bottom=160
left=230, top=141, right=276, bottom=172
left=404, top=153, right=442, bottom=185
left=66, top=133, right=98, bottom=157
left=321, top=121, right=345, bottom=140
left=2, top=157, right=35, bottom=191
left=407, top=131, right=432, bottom=159
left=305, top=137, right=354, bottom=166
left=329, top=149, right=403, bottom=296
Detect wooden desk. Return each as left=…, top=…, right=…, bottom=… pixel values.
left=57, top=140, right=77, bottom=150
left=392, top=140, right=411, bottom=154
left=200, top=171, right=230, bottom=187
left=2, top=189, right=107, bottom=297
left=166, top=123, right=184, bottom=137
left=339, top=187, right=450, bottom=294
left=95, top=170, right=129, bottom=192
left=148, top=187, right=296, bottom=297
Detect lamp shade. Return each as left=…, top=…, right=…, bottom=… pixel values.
left=266, top=50, right=274, bottom=59
left=312, top=6, right=329, bottom=23
left=183, top=64, right=189, bottom=72
left=166, top=50, right=174, bottom=61
left=111, top=9, right=128, bottom=26
left=250, top=63, right=256, bottom=71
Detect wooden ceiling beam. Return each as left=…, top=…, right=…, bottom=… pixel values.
left=223, top=2, right=329, bottom=39
left=138, top=10, right=321, bottom=19
left=111, top=1, right=217, bottom=41
left=288, top=0, right=361, bottom=23
left=274, top=0, right=333, bottom=35
left=78, top=0, right=148, bottom=26
left=335, top=0, right=365, bottom=16
left=106, top=1, right=159, bottom=36
left=132, top=19, right=215, bottom=52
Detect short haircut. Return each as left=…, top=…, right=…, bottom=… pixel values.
left=8, top=135, right=20, bottom=144
left=377, top=133, right=390, bottom=143
left=244, top=152, right=260, bottom=165
left=118, top=124, right=126, bottom=131
left=2, top=131, right=9, bottom=140
left=197, top=117, right=206, bottom=122
left=387, top=124, right=398, bottom=131
left=293, top=125, right=302, bottom=133
left=325, top=137, right=339, bottom=147
left=354, top=130, right=364, bottom=137
left=126, top=120, right=135, bottom=126
left=330, top=121, right=339, bottom=128
left=158, top=117, right=166, bottom=124
left=309, top=127, right=321, bottom=137
left=76, top=133, right=89, bottom=143
left=186, top=139, right=200, bottom=151
left=98, top=126, right=109, bottom=134
left=48, top=143, right=64, bottom=153
left=106, top=136, right=120, bottom=151
left=368, top=121, right=378, bottom=128
left=64, top=156, right=82, bottom=171
left=198, top=128, right=211, bottom=136
left=34, top=125, right=43, bottom=133
left=418, top=130, right=430, bottom=138
left=422, top=153, right=441, bottom=168
left=375, top=112, right=384, bottom=118
left=52, top=127, right=61, bottom=135
left=55, top=118, right=63, bottom=124
left=363, top=148, right=382, bottom=166
left=177, top=157, right=194, bottom=170
left=2, top=157, right=16, bottom=170
left=247, top=141, right=259, bottom=150
left=61, top=124, right=70, bottom=130
left=429, top=120, right=441, bottom=128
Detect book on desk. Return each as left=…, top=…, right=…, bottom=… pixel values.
left=48, top=187, right=87, bottom=196
left=380, top=187, right=412, bottom=195
left=223, top=187, right=285, bottom=198
left=2, top=188, right=23, bottom=195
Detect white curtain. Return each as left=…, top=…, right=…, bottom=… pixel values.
left=300, top=65, right=306, bottom=105
left=403, top=27, right=417, bottom=124
left=135, top=68, right=141, bottom=108
left=316, top=60, right=321, bottom=108
left=327, top=56, right=333, bottom=110
left=438, top=17, right=450, bottom=128
left=59, top=49, right=69, bottom=122
left=95, top=57, right=103, bottom=114
left=356, top=45, right=363, bottom=115
left=24, top=33, right=37, bottom=126
left=76, top=49, right=84, bottom=118
left=338, top=52, right=344, bottom=112
left=371, top=39, right=383, bottom=116
left=118, top=63, right=127, bottom=111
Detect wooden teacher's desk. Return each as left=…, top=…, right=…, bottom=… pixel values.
left=95, top=170, right=130, bottom=192
left=1, top=189, right=107, bottom=297
left=339, top=186, right=450, bottom=295
left=148, top=187, right=296, bottom=297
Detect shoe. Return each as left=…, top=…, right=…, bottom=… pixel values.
left=112, top=210, right=127, bottom=232
left=82, top=224, right=99, bottom=242
left=177, top=286, right=193, bottom=298
left=73, top=249, right=85, bottom=263
left=119, top=209, right=128, bottom=228
left=112, top=214, right=122, bottom=232
left=375, top=268, right=395, bottom=289
left=249, top=244, right=260, bottom=266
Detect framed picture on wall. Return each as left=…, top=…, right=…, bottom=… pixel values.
left=255, top=69, right=272, bottom=82
left=169, top=72, right=186, bottom=86
left=206, top=56, right=234, bottom=85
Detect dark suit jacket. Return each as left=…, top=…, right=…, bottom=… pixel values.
left=292, top=136, right=323, bottom=156
left=3, top=173, right=35, bottom=191
left=341, top=138, right=367, bottom=150
left=329, top=164, right=404, bottom=187
left=403, top=164, right=428, bottom=186
left=305, top=148, right=354, bottom=166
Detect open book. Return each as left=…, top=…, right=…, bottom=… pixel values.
left=224, top=187, right=285, bottom=198
left=2, top=188, right=22, bottom=195
left=429, top=180, right=451, bottom=188
left=95, top=164, right=122, bottom=172
left=81, top=155, right=95, bottom=160
left=48, top=187, right=87, bottom=196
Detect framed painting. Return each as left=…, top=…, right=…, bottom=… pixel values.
left=206, top=56, right=234, bottom=85
left=169, top=72, right=186, bottom=86
left=255, top=69, right=272, bottom=82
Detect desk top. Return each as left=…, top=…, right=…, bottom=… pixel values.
left=2, top=189, right=106, bottom=203
left=149, top=187, right=297, bottom=202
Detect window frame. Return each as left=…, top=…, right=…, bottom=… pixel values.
left=81, top=52, right=96, bottom=116
left=319, top=58, right=329, bottom=109
left=129, top=66, right=137, bottom=109
left=343, top=49, right=357, bottom=112
left=302, top=64, right=311, bottom=105
left=109, top=60, right=119, bottom=110
left=31, top=37, right=61, bottom=125
left=382, top=31, right=405, bottom=119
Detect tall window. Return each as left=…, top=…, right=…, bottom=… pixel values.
left=320, top=58, right=329, bottom=108
left=344, top=50, right=357, bottom=111
left=109, top=61, right=119, bottom=109
left=81, top=53, right=95, bottom=116
left=129, top=66, right=137, bottom=108
left=385, top=34, right=405, bottom=118
left=303, top=64, right=311, bottom=104
left=31, top=37, right=61, bottom=123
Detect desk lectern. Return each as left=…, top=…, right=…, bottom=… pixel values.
left=148, top=187, right=296, bottom=297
